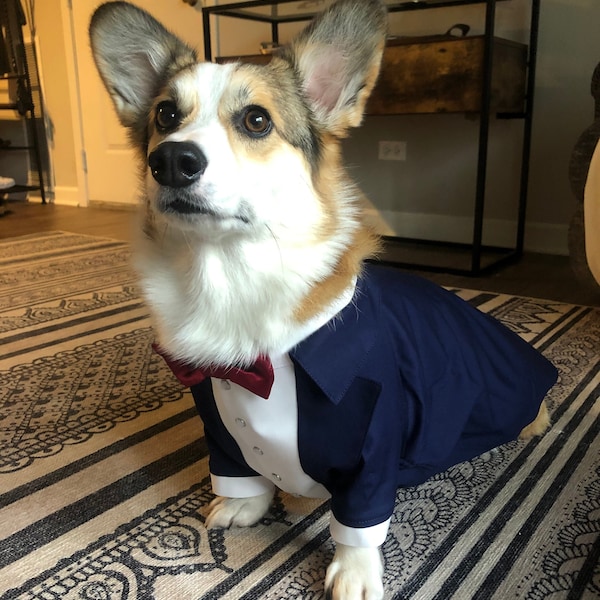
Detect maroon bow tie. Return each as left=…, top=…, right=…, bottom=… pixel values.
left=152, top=343, right=274, bottom=399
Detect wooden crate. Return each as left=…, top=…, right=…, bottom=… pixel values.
left=215, top=54, right=271, bottom=66
left=367, top=36, right=527, bottom=115
left=216, top=35, right=528, bottom=116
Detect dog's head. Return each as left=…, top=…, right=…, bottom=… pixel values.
left=90, top=0, right=386, bottom=243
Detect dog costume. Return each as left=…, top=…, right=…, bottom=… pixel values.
left=156, top=265, right=558, bottom=547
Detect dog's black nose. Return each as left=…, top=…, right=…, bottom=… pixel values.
left=148, top=142, right=207, bottom=188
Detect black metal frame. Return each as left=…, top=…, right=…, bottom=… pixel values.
left=202, top=0, right=540, bottom=276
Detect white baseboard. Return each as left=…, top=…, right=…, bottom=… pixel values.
left=364, top=209, right=569, bottom=256
left=53, top=186, right=87, bottom=207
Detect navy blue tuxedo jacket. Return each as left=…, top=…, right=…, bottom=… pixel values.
left=190, top=266, right=557, bottom=531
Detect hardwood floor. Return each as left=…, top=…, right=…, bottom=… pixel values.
left=2, top=200, right=600, bottom=306
left=0, top=200, right=135, bottom=242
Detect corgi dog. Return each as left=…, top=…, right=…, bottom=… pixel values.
left=90, top=2, right=557, bottom=598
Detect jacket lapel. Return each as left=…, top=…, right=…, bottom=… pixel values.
left=289, top=275, right=379, bottom=405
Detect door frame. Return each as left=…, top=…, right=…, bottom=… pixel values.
left=59, top=0, right=89, bottom=207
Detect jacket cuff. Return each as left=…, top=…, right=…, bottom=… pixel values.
left=211, top=474, right=275, bottom=498
left=330, top=515, right=391, bottom=547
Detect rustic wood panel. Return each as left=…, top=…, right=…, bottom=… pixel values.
left=217, top=36, right=527, bottom=116
left=367, top=37, right=527, bottom=115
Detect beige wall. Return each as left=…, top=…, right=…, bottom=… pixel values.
left=348, top=0, right=599, bottom=254
left=33, top=0, right=600, bottom=254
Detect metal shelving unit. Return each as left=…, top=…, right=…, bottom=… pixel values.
left=202, top=0, right=541, bottom=276
left=0, top=0, right=46, bottom=205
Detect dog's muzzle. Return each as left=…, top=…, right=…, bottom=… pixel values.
left=148, top=141, right=207, bottom=189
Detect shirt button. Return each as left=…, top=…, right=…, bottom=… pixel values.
left=221, top=379, right=231, bottom=390
left=253, top=446, right=264, bottom=455
left=234, top=417, right=246, bottom=427
left=272, top=473, right=282, bottom=482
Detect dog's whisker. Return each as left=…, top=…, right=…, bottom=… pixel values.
left=157, top=221, right=169, bottom=245
left=182, top=230, right=193, bottom=253
left=265, top=224, right=285, bottom=275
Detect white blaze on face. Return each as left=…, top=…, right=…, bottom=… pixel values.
left=146, top=62, right=327, bottom=245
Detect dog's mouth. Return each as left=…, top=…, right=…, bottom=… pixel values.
left=166, top=196, right=211, bottom=215
left=156, top=187, right=219, bottom=218
left=158, top=193, right=251, bottom=225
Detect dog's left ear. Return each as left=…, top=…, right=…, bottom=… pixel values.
left=283, top=0, right=387, bottom=137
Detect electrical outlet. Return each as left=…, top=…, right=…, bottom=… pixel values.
left=378, top=140, right=407, bottom=161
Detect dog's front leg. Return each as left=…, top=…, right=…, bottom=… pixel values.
left=204, top=490, right=274, bottom=529
left=325, top=544, right=384, bottom=600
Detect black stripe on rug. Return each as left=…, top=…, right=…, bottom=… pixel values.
left=0, top=241, right=128, bottom=266
left=0, top=304, right=148, bottom=360
left=199, top=502, right=331, bottom=600
left=566, top=533, right=600, bottom=600
left=0, top=407, right=199, bottom=508
left=536, top=306, right=593, bottom=351
left=0, top=438, right=209, bottom=570
left=469, top=411, right=600, bottom=598
left=464, top=292, right=499, bottom=308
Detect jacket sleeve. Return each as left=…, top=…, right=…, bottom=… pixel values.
left=326, top=376, right=406, bottom=539
left=294, top=365, right=408, bottom=544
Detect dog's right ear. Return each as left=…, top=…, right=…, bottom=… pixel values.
left=89, top=1, right=197, bottom=128
left=282, top=0, right=387, bottom=138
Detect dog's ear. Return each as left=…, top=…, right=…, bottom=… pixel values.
left=283, top=0, right=387, bottom=137
left=89, top=1, right=197, bottom=128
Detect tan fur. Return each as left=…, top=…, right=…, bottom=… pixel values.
left=294, top=225, right=380, bottom=323
left=288, top=127, right=380, bottom=323
left=218, top=69, right=290, bottom=163
left=519, top=400, right=550, bottom=439
left=311, top=135, right=344, bottom=234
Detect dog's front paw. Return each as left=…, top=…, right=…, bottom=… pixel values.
left=204, top=492, right=273, bottom=529
left=325, top=544, right=384, bottom=600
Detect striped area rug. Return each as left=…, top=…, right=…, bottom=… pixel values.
left=0, top=231, right=598, bottom=600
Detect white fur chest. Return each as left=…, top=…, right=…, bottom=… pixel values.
left=136, top=230, right=357, bottom=368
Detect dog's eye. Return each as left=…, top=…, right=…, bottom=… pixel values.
left=240, top=106, right=272, bottom=138
left=155, top=101, right=180, bottom=132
